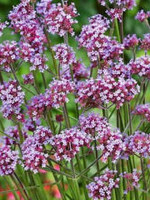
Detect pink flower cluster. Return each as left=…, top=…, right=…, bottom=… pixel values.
left=78, top=14, right=123, bottom=63
left=52, top=44, right=76, bottom=67
left=21, top=136, right=48, bottom=173
left=120, top=169, right=141, bottom=194
left=98, top=130, right=126, bottom=163
left=2, top=126, right=27, bottom=146
left=128, top=56, right=150, bottom=78
left=34, top=126, right=52, bottom=145
left=0, top=146, right=19, bottom=176
left=109, top=61, right=129, bottom=78
left=27, top=78, right=75, bottom=120
left=98, top=0, right=136, bottom=10
left=49, top=128, right=91, bottom=161
left=123, top=34, right=139, bottom=49
left=0, top=20, right=7, bottom=37
left=133, top=104, right=150, bottom=121
left=124, top=131, right=150, bottom=158
left=79, top=113, right=110, bottom=140
left=9, top=0, right=47, bottom=72
left=135, top=10, right=150, bottom=22
left=76, top=72, right=139, bottom=109
left=22, top=73, right=34, bottom=85
left=0, top=81, right=25, bottom=119
left=140, top=33, right=150, bottom=51
left=27, top=94, right=46, bottom=121
left=37, top=2, right=78, bottom=36
left=87, top=169, right=120, bottom=200
left=106, top=8, right=124, bottom=22
left=45, top=78, right=75, bottom=109
left=0, top=41, right=19, bottom=72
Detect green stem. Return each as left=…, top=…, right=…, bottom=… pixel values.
left=62, top=103, right=71, bottom=128
left=115, top=19, right=121, bottom=43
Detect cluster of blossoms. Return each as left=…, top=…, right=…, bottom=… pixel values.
left=52, top=44, right=89, bottom=81
left=106, top=8, right=124, bottom=22
left=60, top=61, right=89, bottom=82
left=98, top=130, right=126, bottom=163
left=52, top=44, right=76, bottom=67
left=76, top=71, right=139, bottom=109
left=133, top=104, right=150, bottom=121
left=79, top=113, right=126, bottom=163
left=23, top=118, right=41, bottom=132
left=0, top=81, right=25, bottom=119
left=34, top=126, right=52, bottom=145
left=79, top=113, right=111, bottom=140
left=0, top=41, right=19, bottom=72
left=135, top=10, right=150, bottom=22
left=123, top=34, right=139, bottom=49
left=107, top=61, right=128, bottom=78
left=37, top=2, right=78, bottom=36
left=87, top=169, right=120, bottom=200
left=140, top=33, right=150, bottom=51
left=78, top=14, right=123, bottom=63
left=98, top=0, right=136, bottom=10
left=0, top=20, right=7, bottom=37
left=120, top=170, right=141, bottom=194
left=27, top=78, right=75, bottom=120
left=8, top=0, right=47, bottom=72
left=127, top=56, right=150, bottom=78
left=45, top=78, right=75, bottom=109
left=2, top=126, right=27, bottom=146
left=49, top=128, right=91, bottom=161
left=22, top=73, right=34, bottom=85
left=0, top=146, right=19, bottom=176
left=27, top=94, right=46, bottom=121
left=21, top=136, right=48, bottom=174
left=123, top=131, right=150, bottom=159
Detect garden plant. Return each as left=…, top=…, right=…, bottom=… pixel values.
left=0, top=0, right=150, bottom=199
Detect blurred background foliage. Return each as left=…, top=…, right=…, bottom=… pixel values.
left=0, top=0, right=150, bottom=199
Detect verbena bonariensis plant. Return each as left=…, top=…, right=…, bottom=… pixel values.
left=0, top=0, right=150, bottom=199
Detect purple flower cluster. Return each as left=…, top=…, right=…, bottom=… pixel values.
left=128, top=56, right=150, bottom=78
left=87, top=169, right=120, bottom=200
left=37, top=2, right=78, bottom=36
left=123, top=131, right=150, bottom=158
left=52, top=43, right=76, bottom=67
left=79, top=113, right=110, bottom=140
left=0, top=146, right=19, bottom=176
left=0, top=20, right=7, bottom=37
left=22, top=73, right=34, bottom=85
left=76, top=72, right=139, bottom=109
left=98, top=130, right=126, bottom=163
left=140, top=33, right=150, bottom=51
left=0, top=41, right=19, bottom=72
left=123, top=34, right=139, bottom=49
left=78, top=14, right=123, bottom=63
left=2, top=126, right=27, bottom=146
left=9, top=0, right=47, bottom=72
left=106, top=8, right=124, bottom=22
left=98, top=0, right=136, bottom=10
left=45, top=78, right=75, bottom=109
left=136, top=10, right=150, bottom=22
left=27, top=94, right=46, bottom=121
left=133, top=104, right=150, bottom=121
left=120, top=170, right=141, bottom=194
left=21, top=135, right=48, bottom=174
left=34, top=126, right=52, bottom=145
left=27, top=78, right=75, bottom=120
left=49, top=128, right=91, bottom=161
left=0, top=81, right=25, bottom=119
